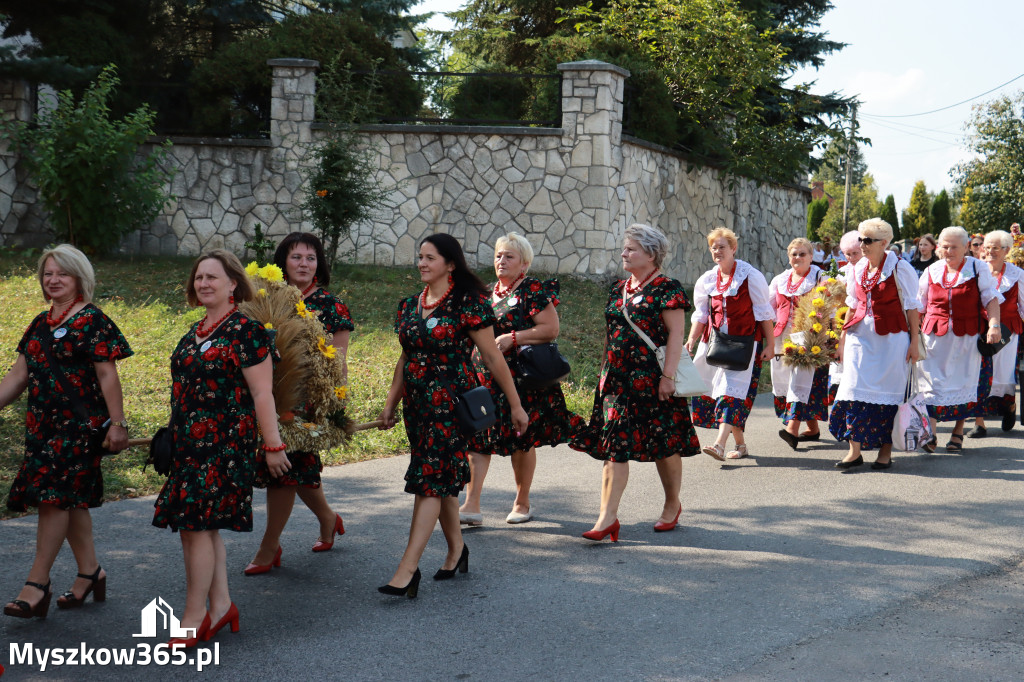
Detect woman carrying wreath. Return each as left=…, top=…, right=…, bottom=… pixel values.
left=153, top=250, right=286, bottom=647
left=686, top=227, right=775, bottom=460
left=246, top=232, right=353, bottom=574
left=830, top=219, right=922, bottom=470
left=376, top=234, right=528, bottom=598
left=769, top=238, right=829, bottom=449
left=1, top=245, right=132, bottom=619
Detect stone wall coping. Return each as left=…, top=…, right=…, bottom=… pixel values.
left=335, top=123, right=564, bottom=137
left=557, top=60, right=630, bottom=77
left=148, top=135, right=273, bottom=148
left=622, top=134, right=812, bottom=198
left=266, top=58, right=320, bottom=68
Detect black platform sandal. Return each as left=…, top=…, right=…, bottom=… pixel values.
left=3, top=581, right=52, bottom=619
left=57, top=566, right=106, bottom=609
left=945, top=433, right=964, bottom=452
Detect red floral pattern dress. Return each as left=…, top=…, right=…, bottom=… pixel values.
left=256, top=286, right=354, bottom=488
left=469, top=277, right=582, bottom=456
left=570, top=276, right=701, bottom=462
left=153, top=313, right=273, bottom=532
left=7, top=305, right=132, bottom=512
left=394, top=289, right=495, bottom=497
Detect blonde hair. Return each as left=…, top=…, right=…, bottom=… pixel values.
left=706, top=227, right=738, bottom=250
left=37, top=244, right=95, bottom=303
left=858, top=218, right=893, bottom=244
left=787, top=237, right=813, bottom=255
left=185, top=249, right=255, bottom=307
left=494, top=232, right=534, bottom=270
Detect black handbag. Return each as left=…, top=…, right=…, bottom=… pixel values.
left=453, top=385, right=497, bottom=434
left=144, top=425, right=175, bottom=476
left=41, top=328, right=113, bottom=457
left=705, top=327, right=756, bottom=371
left=515, top=342, right=571, bottom=390
left=977, top=323, right=1011, bottom=358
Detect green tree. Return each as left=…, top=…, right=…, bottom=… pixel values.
left=806, top=197, right=829, bottom=241
left=818, top=174, right=881, bottom=243
left=0, top=66, right=170, bottom=253
left=812, top=135, right=867, bottom=186
left=879, top=194, right=900, bottom=240
left=952, top=90, right=1024, bottom=232
left=931, top=189, right=951, bottom=231
left=902, top=181, right=932, bottom=239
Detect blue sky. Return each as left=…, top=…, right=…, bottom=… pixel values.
left=417, top=0, right=1022, bottom=215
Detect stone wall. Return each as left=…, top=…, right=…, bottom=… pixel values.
left=0, top=59, right=809, bottom=284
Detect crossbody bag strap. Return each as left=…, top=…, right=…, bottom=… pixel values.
left=621, top=283, right=659, bottom=353
left=39, top=320, right=92, bottom=425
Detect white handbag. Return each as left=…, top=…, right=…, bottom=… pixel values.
left=622, top=284, right=709, bottom=398
left=892, top=364, right=934, bottom=451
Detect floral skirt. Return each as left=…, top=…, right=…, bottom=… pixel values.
left=927, top=353, right=993, bottom=421
left=829, top=401, right=898, bottom=450
left=7, top=440, right=104, bottom=512
left=774, top=365, right=830, bottom=423
left=153, top=447, right=256, bottom=533
left=254, top=450, right=323, bottom=489
left=691, top=356, right=763, bottom=429
left=469, top=382, right=582, bottom=457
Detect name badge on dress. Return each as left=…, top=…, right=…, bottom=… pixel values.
left=426, top=318, right=438, bottom=329
left=53, top=328, right=67, bottom=339
left=508, top=296, right=519, bottom=306
left=200, top=340, right=212, bottom=352
left=632, top=295, right=643, bottom=305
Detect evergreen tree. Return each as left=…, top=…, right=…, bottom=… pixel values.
left=818, top=174, right=881, bottom=243
left=807, top=198, right=829, bottom=241
left=903, top=181, right=932, bottom=239
left=880, top=194, right=900, bottom=240
left=931, top=189, right=951, bottom=231
left=812, top=135, right=867, bottom=186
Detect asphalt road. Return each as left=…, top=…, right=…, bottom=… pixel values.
left=2, top=394, right=1023, bottom=681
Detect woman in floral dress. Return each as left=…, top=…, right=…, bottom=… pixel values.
left=153, top=250, right=286, bottom=646
left=246, top=233, right=354, bottom=574
left=571, top=224, right=701, bottom=541
left=460, top=232, right=579, bottom=526
left=2, top=245, right=131, bottom=619
left=377, top=234, right=528, bottom=597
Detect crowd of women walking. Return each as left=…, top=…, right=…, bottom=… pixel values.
left=1, top=217, right=1020, bottom=634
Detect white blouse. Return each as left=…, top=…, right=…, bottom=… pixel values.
left=691, top=259, right=775, bottom=334
left=917, top=256, right=1002, bottom=312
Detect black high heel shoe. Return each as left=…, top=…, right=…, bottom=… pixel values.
left=57, top=565, right=106, bottom=609
left=378, top=568, right=421, bottom=598
left=4, top=581, right=52, bottom=619
left=433, top=544, right=469, bottom=581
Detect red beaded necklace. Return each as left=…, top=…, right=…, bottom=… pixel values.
left=47, top=294, right=83, bottom=327
left=941, top=258, right=966, bottom=289
left=420, top=278, right=454, bottom=310
left=785, top=268, right=810, bottom=294
left=196, top=306, right=238, bottom=339
left=300, top=278, right=317, bottom=298
left=493, top=272, right=524, bottom=299
left=625, top=268, right=659, bottom=295
left=715, top=262, right=736, bottom=293
left=860, top=261, right=884, bottom=291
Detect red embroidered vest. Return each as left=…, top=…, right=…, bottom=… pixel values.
left=843, top=271, right=908, bottom=334
left=703, top=279, right=762, bottom=343
left=773, top=290, right=795, bottom=337
left=922, top=266, right=983, bottom=337
left=991, top=281, right=1022, bottom=335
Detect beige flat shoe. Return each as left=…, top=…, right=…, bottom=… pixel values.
left=725, top=444, right=749, bottom=459
left=506, top=508, right=533, bottom=524
left=702, top=443, right=725, bottom=461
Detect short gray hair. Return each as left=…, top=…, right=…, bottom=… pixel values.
left=37, top=244, right=95, bottom=303
left=938, top=226, right=969, bottom=246
left=624, top=223, right=670, bottom=267
left=985, top=230, right=1013, bottom=250
left=494, top=232, right=534, bottom=270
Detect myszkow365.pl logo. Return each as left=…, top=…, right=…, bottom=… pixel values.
left=7, top=597, right=219, bottom=673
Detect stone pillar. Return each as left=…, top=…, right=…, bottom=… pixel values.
left=556, top=60, right=630, bottom=275
left=0, top=78, right=40, bottom=245
left=266, top=58, right=318, bottom=237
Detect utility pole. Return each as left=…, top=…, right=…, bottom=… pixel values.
left=841, top=104, right=857, bottom=231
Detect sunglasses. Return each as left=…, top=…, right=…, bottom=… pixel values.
left=971, top=242, right=983, bottom=247
left=858, top=237, right=882, bottom=245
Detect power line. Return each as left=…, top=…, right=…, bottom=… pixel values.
left=862, top=71, right=1024, bottom=118
left=864, top=117, right=965, bottom=147
left=859, top=114, right=962, bottom=137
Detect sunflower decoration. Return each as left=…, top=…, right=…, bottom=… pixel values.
left=782, top=273, right=848, bottom=369
left=1009, top=231, right=1024, bottom=268
left=238, top=261, right=352, bottom=452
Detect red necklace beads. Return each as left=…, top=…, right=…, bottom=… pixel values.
left=785, top=268, right=810, bottom=294
left=493, top=272, right=524, bottom=298
left=196, top=306, right=238, bottom=338
left=860, top=261, right=883, bottom=291
left=625, top=268, right=659, bottom=295
left=47, top=294, right=83, bottom=327
left=941, top=259, right=966, bottom=289
left=715, top=263, right=736, bottom=293
left=421, top=279, right=455, bottom=310
left=300, top=279, right=317, bottom=298
left=994, top=264, right=1005, bottom=289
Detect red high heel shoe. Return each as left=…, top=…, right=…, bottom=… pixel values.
left=312, top=513, right=345, bottom=552
left=653, top=507, right=682, bottom=532
left=203, top=603, right=239, bottom=642
left=243, top=546, right=282, bottom=576
left=169, top=612, right=210, bottom=649
left=582, top=519, right=620, bottom=542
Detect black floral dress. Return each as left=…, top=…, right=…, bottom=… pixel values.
left=153, top=313, right=273, bottom=532
left=7, top=306, right=132, bottom=512
left=570, top=276, right=701, bottom=462
left=470, top=277, right=581, bottom=456
left=256, top=286, right=354, bottom=489
left=394, top=290, right=495, bottom=497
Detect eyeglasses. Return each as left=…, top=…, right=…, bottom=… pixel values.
left=858, top=237, right=882, bottom=245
